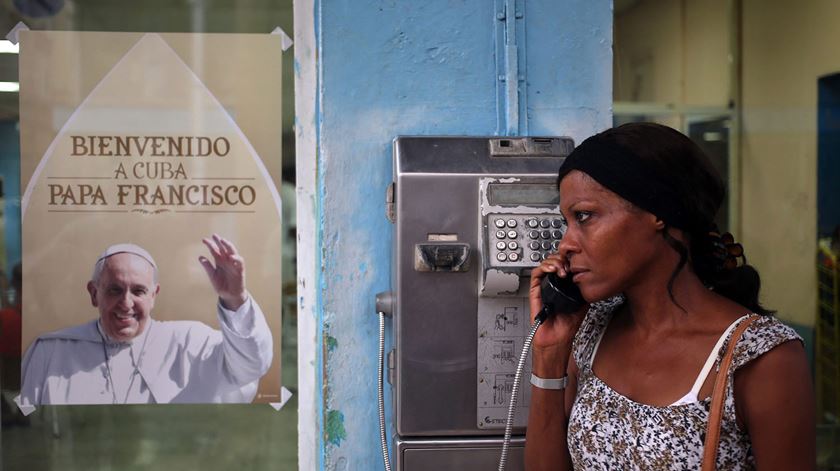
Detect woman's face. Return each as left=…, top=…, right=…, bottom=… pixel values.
left=558, top=170, right=666, bottom=302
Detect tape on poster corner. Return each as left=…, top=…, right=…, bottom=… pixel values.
left=269, top=386, right=293, bottom=411
left=13, top=395, right=36, bottom=416
left=5, top=21, right=30, bottom=45
left=270, top=27, right=293, bottom=51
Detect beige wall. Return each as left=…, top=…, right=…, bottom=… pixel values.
left=684, top=0, right=730, bottom=105
left=741, top=0, right=840, bottom=326
left=614, top=0, right=729, bottom=105
left=615, top=0, right=681, bottom=102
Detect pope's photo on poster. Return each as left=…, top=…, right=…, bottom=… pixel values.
left=17, top=234, right=277, bottom=406
left=15, top=31, right=286, bottom=408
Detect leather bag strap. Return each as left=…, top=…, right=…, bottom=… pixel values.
left=701, top=314, right=759, bottom=471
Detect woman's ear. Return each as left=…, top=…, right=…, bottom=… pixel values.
left=643, top=212, right=665, bottom=232
left=654, top=218, right=666, bottom=230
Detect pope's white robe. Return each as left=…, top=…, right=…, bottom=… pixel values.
left=19, top=297, right=272, bottom=405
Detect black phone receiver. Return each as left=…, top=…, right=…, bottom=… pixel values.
left=536, top=272, right=585, bottom=323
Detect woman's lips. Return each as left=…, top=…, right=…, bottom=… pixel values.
left=570, top=270, right=588, bottom=282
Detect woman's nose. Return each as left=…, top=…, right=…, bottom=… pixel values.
left=557, top=224, right=580, bottom=260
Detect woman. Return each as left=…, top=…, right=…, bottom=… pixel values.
left=524, top=123, right=814, bottom=470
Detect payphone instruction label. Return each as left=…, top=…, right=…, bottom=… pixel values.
left=477, top=296, right=531, bottom=428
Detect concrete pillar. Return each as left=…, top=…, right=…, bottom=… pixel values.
left=294, top=1, right=612, bottom=468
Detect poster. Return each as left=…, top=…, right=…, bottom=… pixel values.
left=18, top=31, right=284, bottom=406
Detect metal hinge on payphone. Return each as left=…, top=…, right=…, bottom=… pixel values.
left=381, top=136, right=574, bottom=471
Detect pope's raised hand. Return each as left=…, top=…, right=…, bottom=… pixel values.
left=199, top=234, right=248, bottom=310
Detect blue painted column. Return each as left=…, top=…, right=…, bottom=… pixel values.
left=294, top=1, right=612, bottom=469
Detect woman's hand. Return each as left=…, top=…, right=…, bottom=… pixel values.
left=529, top=254, right=588, bottom=376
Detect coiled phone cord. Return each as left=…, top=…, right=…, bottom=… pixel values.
left=498, top=315, right=544, bottom=471
left=378, top=310, right=393, bottom=471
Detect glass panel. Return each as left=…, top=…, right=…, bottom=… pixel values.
left=615, top=1, right=840, bottom=467
left=0, top=2, right=297, bottom=470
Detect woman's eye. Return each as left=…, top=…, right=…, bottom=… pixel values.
left=575, top=211, right=592, bottom=223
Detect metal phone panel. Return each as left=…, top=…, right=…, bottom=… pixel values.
left=394, top=172, right=480, bottom=435
left=392, top=136, right=571, bottom=438
left=476, top=176, right=564, bottom=429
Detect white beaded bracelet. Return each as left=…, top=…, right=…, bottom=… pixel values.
left=530, top=373, right=568, bottom=390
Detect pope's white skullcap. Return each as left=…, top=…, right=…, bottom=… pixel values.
left=97, top=243, right=157, bottom=269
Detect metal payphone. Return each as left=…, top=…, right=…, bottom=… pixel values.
left=383, top=136, right=574, bottom=470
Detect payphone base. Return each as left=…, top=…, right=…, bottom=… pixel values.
left=396, top=436, right=526, bottom=471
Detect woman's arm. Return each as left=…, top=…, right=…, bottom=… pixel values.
left=524, top=254, right=586, bottom=470
left=735, top=339, right=815, bottom=470
left=525, top=349, right=578, bottom=470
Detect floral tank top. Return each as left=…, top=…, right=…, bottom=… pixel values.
left=567, top=297, right=802, bottom=470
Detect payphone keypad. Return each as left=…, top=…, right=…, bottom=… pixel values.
left=488, top=214, right=564, bottom=267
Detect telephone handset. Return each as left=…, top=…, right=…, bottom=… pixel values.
left=536, top=272, right=585, bottom=322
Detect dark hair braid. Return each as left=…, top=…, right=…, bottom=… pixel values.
left=690, top=228, right=773, bottom=316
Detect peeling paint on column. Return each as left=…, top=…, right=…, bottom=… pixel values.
left=326, top=335, right=338, bottom=353
left=325, top=409, right=347, bottom=446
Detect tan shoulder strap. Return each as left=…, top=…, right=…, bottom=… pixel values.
left=701, top=314, right=759, bottom=471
